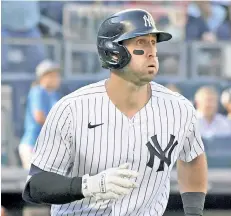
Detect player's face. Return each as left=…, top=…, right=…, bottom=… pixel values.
left=122, top=34, right=159, bottom=85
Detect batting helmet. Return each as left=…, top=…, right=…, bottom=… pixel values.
left=97, top=9, right=172, bottom=70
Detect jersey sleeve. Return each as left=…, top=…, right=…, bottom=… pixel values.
left=30, top=98, right=74, bottom=176
left=178, top=109, right=205, bottom=162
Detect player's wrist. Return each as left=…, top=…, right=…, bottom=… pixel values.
left=70, top=176, right=85, bottom=200
left=181, top=192, right=206, bottom=216
left=82, top=172, right=107, bottom=198
left=81, top=174, right=92, bottom=197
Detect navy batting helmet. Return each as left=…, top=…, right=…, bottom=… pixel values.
left=97, top=9, right=172, bottom=70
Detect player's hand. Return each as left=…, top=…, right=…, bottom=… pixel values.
left=82, top=163, right=139, bottom=201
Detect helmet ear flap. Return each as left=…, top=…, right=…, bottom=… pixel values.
left=101, top=39, right=118, bottom=64
left=98, top=38, right=131, bottom=69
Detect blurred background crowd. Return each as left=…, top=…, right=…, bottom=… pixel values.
left=1, top=1, right=231, bottom=216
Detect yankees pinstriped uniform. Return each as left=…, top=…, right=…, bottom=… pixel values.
left=31, top=79, right=204, bottom=216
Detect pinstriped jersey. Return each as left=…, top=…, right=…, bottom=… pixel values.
left=30, top=79, right=204, bottom=216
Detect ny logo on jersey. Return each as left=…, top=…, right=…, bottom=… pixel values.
left=143, top=14, right=154, bottom=27
left=146, top=134, right=178, bottom=171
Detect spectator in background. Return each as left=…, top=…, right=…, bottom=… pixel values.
left=157, top=14, right=185, bottom=42
left=186, top=1, right=227, bottom=41
left=39, top=1, right=66, bottom=25
left=216, top=3, right=231, bottom=40
left=185, top=15, right=214, bottom=42
left=221, top=88, right=231, bottom=120
left=1, top=1, right=45, bottom=72
left=194, top=86, right=231, bottom=138
left=19, top=60, right=61, bottom=170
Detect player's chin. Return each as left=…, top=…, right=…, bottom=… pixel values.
left=147, top=67, right=158, bottom=74
left=141, top=75, right=155, bottom=83
left=144, top=69, right=157, bottom=81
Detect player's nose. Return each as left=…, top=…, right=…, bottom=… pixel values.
left=147, top=44, right=157, bottom=58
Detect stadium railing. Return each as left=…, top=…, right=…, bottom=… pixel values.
left=1, top=37, right=231, bottom=81
left=189, top=42, right=231, bottom=81
left=1, top=38, right=62, bottom=74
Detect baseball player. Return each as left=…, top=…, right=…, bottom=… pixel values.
left=23, top=9, right=208, bottom=216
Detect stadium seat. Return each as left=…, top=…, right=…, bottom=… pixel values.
left=203, top=136, right=231, bottom=168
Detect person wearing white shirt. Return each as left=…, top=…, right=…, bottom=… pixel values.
left=195, top=86, right=231, bottom=138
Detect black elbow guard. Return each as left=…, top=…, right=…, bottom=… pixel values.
left=23, top=170, right=84, bottom=205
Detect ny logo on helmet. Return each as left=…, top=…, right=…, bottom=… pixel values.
left=143, top=14, right=154, bottom=27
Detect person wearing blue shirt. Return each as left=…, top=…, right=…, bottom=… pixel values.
left=19, top=60, right=61, bottom=169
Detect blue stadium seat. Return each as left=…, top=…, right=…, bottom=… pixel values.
left=203, top=136, right=231, bottom=168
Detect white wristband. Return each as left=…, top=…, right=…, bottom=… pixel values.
left=82, top=174, right=92, bottom=197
